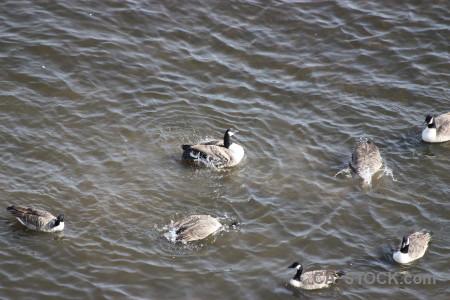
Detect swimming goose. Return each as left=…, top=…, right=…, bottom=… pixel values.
left=7, top=205, right=65, bottom=232
left=393, top=232, right=431, bottom=264
left=288, top=262, right=344, bottom=290
left=422, top=112, right=450, bottom=143
left=181, top=128, right=245, bottom=168
left=171, top=215, right=223, bottom=242
left=350, top=140, right=383, bottom=185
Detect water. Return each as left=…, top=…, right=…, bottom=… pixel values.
left=0, top=0, right=449, bottom=299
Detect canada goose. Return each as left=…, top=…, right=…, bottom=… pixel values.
left=422, top=112, right=450, bottom=143
left=287, top=262, right=344, bottom=290
left=393, top=232, right=431, bottom=264
left=181, top=128, right=245, bottom=168
left=350, top=140, right=383, bottom=186
left=171, top=215, right=223, bottom=242
left=6, top=205, right=65, bottom=232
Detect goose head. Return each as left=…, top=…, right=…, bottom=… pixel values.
left=288, top=262, right=302, bottom=270
left=223, top=128, right=239, bottom=148
left=424, top=116, right=435, bottom=128
left=55, top=214, right=65, bottom=226
left=288, top=262, right=303, bottom=282
left=400, top=236, right=410, bottom=254
left=226, top=128, right=238, bottom=136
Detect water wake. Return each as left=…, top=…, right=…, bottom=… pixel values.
left=380, top=162, right=397, bottom=182
left=334, top=166, right=352, bottom=179
left=335, top=162, right=395, bottom=187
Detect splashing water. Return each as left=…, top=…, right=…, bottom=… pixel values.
left=361, top=168, right=373, bottom=187
left=381, top=162, right=397, bottom=182
left=185, top=150, right=221, bottom=170
left=335, top=160, right=395, bottom=187
left=163, top=228, right=181, bottom=243
left=335, top=167, right=373, bottom=188
left=199, top=158, right=220, bottom=169
left=334, top=166, right=353, bottom=179
left=161, top=220, right=185, bottom=244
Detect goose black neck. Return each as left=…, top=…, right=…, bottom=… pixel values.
left=427, top=122, right=436, bottom=129
left=293, top=267, right=303, bottom=281
left=224, top=131, right=231, bottom=148
left=176, top=226, right=188, bottom=235
left=400, top=243, right=409, bottom=254
left=54, top=219, right=61, bottom=227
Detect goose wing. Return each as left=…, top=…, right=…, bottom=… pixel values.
left=434, top=112, right=450, bottom=137
left=7, top=205, right=55, bottom=229
left=186, top=144, right=232, bottom=165
left=174, top=215, right=222, bottom=242
left=351, top=142, right=369, bottom=170
left=300, top=270, right=340, bottom=289
left=200, top=139, right=224, bottom=146
left=435, top=112, right=450, bottom=126
left=436, top=119, right=450, bottom=137
left=181, top=139, right=223, bottom=150
left=351, top=142, right=382, bottom=174
left=408, top=232, right=431, bottom=260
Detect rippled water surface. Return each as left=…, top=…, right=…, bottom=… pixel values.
left=1, top=0, right=449, bottom=299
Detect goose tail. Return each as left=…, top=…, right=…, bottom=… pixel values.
left=181, top=145, right=192, bottom=150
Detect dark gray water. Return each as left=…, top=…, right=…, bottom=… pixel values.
left=1, top=0, right=449, bottom=299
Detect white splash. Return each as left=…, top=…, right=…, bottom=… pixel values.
left=380, top=162, right=396, bottom=182
left=161, top=220, right=188, bottom=244
left=360, top=167, right=373, bottom=187
left=334, top=166, right=352, bottom=179
left=335, top=161, right=395, bottom=187
left=161, top=220, right=177, bottom=242
left=163, top=227, right=179, bottom=243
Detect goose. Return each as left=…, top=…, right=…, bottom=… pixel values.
left=350, top=140, right=383, bottom=186
left=170, top=215, right=224, bottom=242
left=287, top=262, right=344, bottom=290
left=422, top=112, right=450, bottom=143
left=7, top=205, right=65, bottom=232
left=393, top=232, right=431, bottom=264
left=181, top=128, right=245, bottom=168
